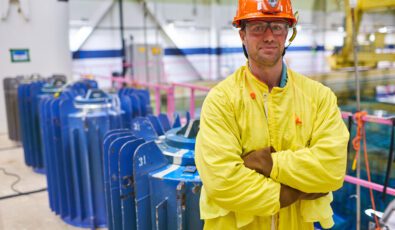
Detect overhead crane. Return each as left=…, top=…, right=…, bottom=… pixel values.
left=329, top=0, right=395, bottom=69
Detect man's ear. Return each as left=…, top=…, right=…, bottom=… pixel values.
left=239, top=30, right=246, bottom=44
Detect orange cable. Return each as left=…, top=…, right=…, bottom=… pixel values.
left=352, top=111, right=380, bottom=229
left=352, top=111, right=367, bottom=170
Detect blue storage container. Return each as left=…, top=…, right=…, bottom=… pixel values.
left=103, top=129, right=133, bottom=230
left=133, top=119, right=203, bottom=230
left=67, top=89, right=122, bottom=228
left=118, top=87, right=153, bottom=123
left=18, top=79, right=46, bottom=172
left=39, top=81, right=94, bottom=219
left=108, top=134, right=137, bottom=230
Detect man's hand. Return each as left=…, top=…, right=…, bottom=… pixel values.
left=280, top=185, right=302, bottom=208
left=299, top=192, right=329, bottom=200
left=280, top=185, right=328, bottom=208
left=243, top=147, right=329, bottom=208
left=242, top=146, right=275, bottom=177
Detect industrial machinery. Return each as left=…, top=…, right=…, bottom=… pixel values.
left=17, top=77, right=49, bottom=172
left=103, top=113, right=203, bottom=230
left=103, top=130, right=137, bottom=230
left=67, top=89, right=122, bottom=228
left=39, top=79, right=97, bottom=221
left=133, top=119, right=203, bottom=230
left=126, top=43, right=165, bottom=84
left=329, top=0, right=395, bottom=69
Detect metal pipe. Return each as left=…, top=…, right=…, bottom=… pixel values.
left=350, top=1, right=361, bottom=228
left=118, top=0, right=127, bottom=76
left=143, top=1, right=149, bottom=84
left=154, top=0, right=160, bottom=83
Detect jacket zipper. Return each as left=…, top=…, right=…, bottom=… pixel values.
left=264, top=92, right=278, bottom=230
left=263, top=93, right=269, bottom=120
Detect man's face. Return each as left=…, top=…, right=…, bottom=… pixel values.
left=239, top=20, right=289, bottom=67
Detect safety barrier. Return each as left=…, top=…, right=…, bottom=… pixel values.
left=111, top=77, right=210, bottom=119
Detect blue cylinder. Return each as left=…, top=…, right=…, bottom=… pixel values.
left=133, top=119, right=203, bottom=230
left=67, top=89, right=122, bottom=228
left=18, top=79, right=46, bottom=172
left=38, top=79, right=67, bottom=215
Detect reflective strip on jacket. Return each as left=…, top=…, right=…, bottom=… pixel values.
left=195, top=64, right=349, bottom=230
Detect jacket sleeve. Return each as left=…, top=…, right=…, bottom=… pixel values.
left=270, top=87, right=349, bottom=193
left=195, top=88, right=281, bottom=216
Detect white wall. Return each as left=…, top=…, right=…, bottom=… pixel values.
left=0, top=0, right=72, bottom=134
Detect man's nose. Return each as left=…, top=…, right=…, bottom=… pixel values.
left=262, top=28, right=275, bottom=42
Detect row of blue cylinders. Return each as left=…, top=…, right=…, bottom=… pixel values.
left=16, top=79, right=155, bottom=228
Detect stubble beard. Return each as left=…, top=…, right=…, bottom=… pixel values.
left=254, top=48, right=282, bottom=67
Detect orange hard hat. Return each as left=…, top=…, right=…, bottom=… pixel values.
left=233, top=0, right=297, bottom=28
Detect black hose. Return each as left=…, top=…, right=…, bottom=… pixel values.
left=382, top=118, right=395, bottom=201
left=0, top=188, right=47, bottom=201
left=0, top=167, right=22, bottom=193
left=0, top=167, right=47, bottom=201
left=347, top=114, right=353, bottom=174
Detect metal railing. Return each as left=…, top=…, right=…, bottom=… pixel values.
left=111, top=76, right=395, bottom=197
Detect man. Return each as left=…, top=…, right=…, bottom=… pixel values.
left=195, top=0, right=349, bottom=229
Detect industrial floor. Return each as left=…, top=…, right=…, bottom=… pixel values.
left=0, top=134, right=86, bottom=230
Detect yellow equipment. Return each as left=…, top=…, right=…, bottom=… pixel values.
left=329, top=0, right=395, bottom=69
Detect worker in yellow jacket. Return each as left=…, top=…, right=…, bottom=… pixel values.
left=195, top=0, right=350, bottom=229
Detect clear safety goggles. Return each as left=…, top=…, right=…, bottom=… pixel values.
left=245, top=20, right=289, bottom=36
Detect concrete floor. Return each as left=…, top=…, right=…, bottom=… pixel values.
left=0, top=134, right=86, bottom=230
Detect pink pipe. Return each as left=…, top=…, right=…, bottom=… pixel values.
left=190, top=89, right=195, bottom=119
left=344, top=175, right=395, bottom=196
left=112, top=77, right=394, bottom=127
left=172, top=82, right=211, bottom=92
left=172, top=82, right=211, bottom=118
left=363, top=115, right=393, bottom=126
left=155, top=88, right=161, bottom=115
left=341, top=112, right=353, bottom=119
left=341, top=111, right=393, bottom=126
left=167, top=87, right=175, bottom=120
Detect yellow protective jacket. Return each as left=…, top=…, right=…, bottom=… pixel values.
left=195, top=64, right=349, bottom=230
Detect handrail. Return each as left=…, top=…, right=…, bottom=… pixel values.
left=342, top=111, right=394, bottom=126
left=171, top=84, right=395, bottom=197
left=345, top=175, right=395, bottom=196
left=171, top=82, right=210, bottom=118
left=110, top=76, right=395, bottom=197
left=111, top=77, right=174, bottom=119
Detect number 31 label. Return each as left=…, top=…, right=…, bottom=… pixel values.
left=138, top=155, right=147, bottom=167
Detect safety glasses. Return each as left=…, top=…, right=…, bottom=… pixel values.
left=245, top=21, right=289, bottom=36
